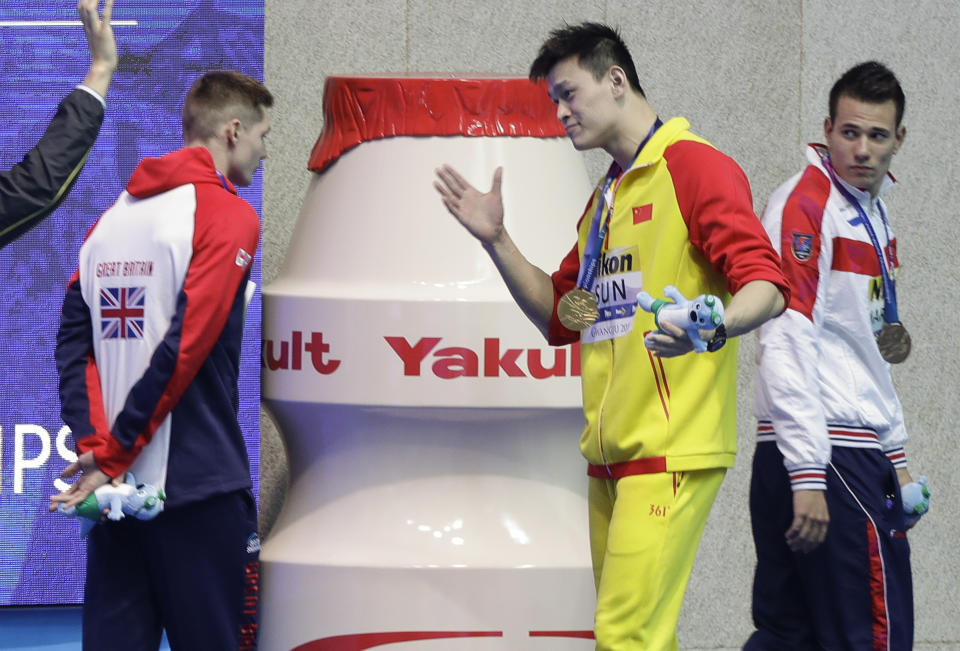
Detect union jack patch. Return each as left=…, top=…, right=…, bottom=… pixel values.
left=100, top=286, right=145, bottom=339
left=236, top=248, right=253, bottom=268
left=792, top=233, right=814, bottom=262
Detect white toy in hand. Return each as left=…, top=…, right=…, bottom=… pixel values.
left=636, top=285, right=724, bottom=353
left=57, top=472, right=165, bottom=536
left=901, top=475, right=930, bottom=526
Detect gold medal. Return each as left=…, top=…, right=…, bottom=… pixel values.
left=876, top=322, right=911, bottom=364
left=558, top=288, right=599, bottom=331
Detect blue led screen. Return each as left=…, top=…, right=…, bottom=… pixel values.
left=0, top=1, right=264, bottom=605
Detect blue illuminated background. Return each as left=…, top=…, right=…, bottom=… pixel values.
left=0, top=1, right=264, bottom=606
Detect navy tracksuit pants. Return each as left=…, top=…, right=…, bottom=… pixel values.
left=82, top=489, right=260, bottom=651
left=744, top=442, right=913, bottom=651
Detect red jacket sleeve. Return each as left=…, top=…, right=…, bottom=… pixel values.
left=664, top=140, right=790, bottom=304
left=0, top=88, right=104, bottom=247
left=56, top=271, right=112, bottom=460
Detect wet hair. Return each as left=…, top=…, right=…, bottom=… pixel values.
left=829, top=61, right=905, bottom=126
left=182, top=71, right=274, bottom=141
left=529, top=22, right=644, bottom=96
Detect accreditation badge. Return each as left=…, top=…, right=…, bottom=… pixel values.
left=580, top=246, right=643, bottom=344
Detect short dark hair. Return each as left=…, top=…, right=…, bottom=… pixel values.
left=183, top=70, right=274, bottom=141
left=829, top=61, right=905, bottom=126
left=529, top=22, right=644, bottom=97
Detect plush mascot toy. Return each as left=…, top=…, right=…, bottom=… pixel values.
left=636, top=285, right=724, bottom=353
left=901, top=476, right=931, bottom=526
left=58, top=472, right=165, bottom=537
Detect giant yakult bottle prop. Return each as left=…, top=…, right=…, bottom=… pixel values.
left=260, top=77, right=595, bottom=650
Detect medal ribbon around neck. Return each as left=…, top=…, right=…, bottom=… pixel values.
left=558, top=118, right=663, bottom=331
left=557, top=118, right=663, bottom=331
left=823, top=156, right=909, bottom=362
left=822, top=157, right=899, bottom=324
left=576, top=118, right=662, bottom=292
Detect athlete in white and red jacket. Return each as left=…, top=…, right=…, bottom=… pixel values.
left=754, top=142, right=908, bottom=488
left=746, top=61, right=918, bottom=651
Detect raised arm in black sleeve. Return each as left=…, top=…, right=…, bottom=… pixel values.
left=0, top=87, right=105, bottom=249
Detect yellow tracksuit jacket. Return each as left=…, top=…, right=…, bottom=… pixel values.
left=547, top=117, right=788, bottom=474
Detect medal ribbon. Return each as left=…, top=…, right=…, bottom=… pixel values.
left=822, top=158, right=900, bottom=324
left=575, top=118, right=663, bottom=292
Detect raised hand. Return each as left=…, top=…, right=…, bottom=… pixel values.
left=78, top=0, right=117, bottom=97
left=434, top=165, right=505, bottom=246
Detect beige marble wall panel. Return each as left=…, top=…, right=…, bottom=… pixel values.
left=407, top=0, right=604, bottom=75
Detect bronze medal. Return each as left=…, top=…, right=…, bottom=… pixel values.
left=558, top=288, right=599, bottom=331
left=876, top=322, right=911, bottom=364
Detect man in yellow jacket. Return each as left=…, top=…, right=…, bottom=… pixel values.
left=435, top=22, right=789, bottom=651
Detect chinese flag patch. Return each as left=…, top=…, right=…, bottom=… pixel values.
left=633, top=204, right=653, bottom=224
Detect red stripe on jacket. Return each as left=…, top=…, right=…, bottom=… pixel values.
left=777, top=166, right=831, bottom=320
left=665, top=140, right=789, bottom=302
left=831, top=237, right=898, bottom=277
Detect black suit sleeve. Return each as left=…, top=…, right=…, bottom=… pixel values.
left=0, top=87, right=105, bottom=249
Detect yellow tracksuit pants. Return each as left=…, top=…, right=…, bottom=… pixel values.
left=589, top=467, right=726, bottom=650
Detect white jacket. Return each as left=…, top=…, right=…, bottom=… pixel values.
left=754, top=144, right=907, bottom=490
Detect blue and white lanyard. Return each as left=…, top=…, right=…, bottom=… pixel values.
left=575, top=118, right=663, bottom=291
left=823, top=158, right=900, bottom=323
